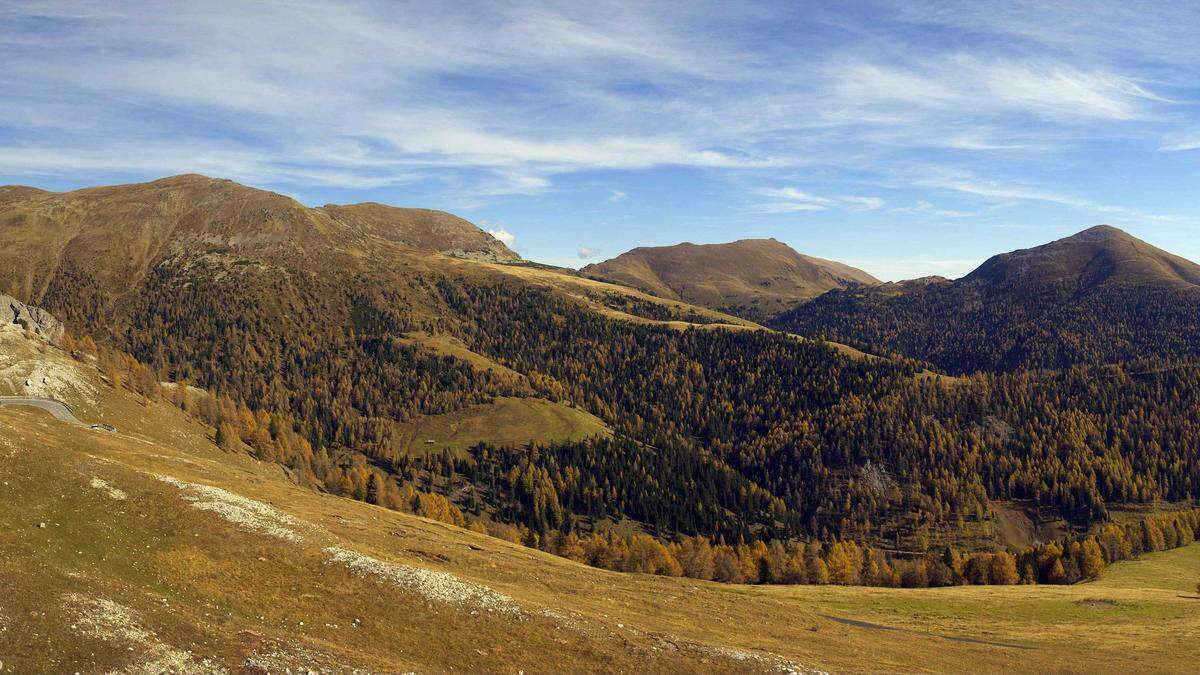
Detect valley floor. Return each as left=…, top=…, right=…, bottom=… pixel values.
left=1, top=389, right=1197, bottom=673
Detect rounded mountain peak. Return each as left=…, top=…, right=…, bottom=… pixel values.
left=964, top=225, right=1200, bottom=289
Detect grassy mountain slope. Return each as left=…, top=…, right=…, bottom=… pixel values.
left=320, top=202, right=519, bottom=262
left=582, top=238, right=879, bottom=320
left=0, top=174, right=516, bottom=320
left=776, top=226, right=1200, bottom=373
left=394, top=396, right=610, bottom=457
left=0, top=328, right=1196, bottom=672
left=965, top=225, right=1200, bottom=289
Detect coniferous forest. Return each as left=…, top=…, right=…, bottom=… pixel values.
left=52, top=251, right=1200, bottom=588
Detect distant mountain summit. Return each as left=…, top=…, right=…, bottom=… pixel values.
left=775, top=225, right=1200, bottom=373
left=964, top=225, right=1200, bottom=290
left=582, top=238, right=878, bottom=320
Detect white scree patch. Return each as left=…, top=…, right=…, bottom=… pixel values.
left=89, top=477, right=127, bottom=500
left=324, top=546, right=519, bottom=615
left=710, top=645, right=823, bottom=675
left=154, top=474, right=304, bottom=542
left=63, top=592, right=227, bottom=674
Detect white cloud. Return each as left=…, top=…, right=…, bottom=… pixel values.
left=756, top=188, right=832, bottom=212
left=911, top=169, right=1186, bottom=224
left=849, top=258, right=983, bottom=282
left=0, top=1, right=782, bottom=196
left=756, top=188, right=883, bottom=213
left=768, top=188, right=834, bottom=204
left=488, top=229, right=516, bottom=248
left=915, top=175, right=1090, bottom=208
left=840, top=195, right=885, bottom=211
left=608, top=189, right=627, bottom=202
left=881, top=1, right=1200, bottom=74
left=0, top=0, right=1194, bottom=219
left=577, top=246, right=600, bottom=258
left=1161, top=132, right=1200, bottom=152
left=891, top=200, right=978, bottom=219
left=827, top=54, right=1165, bottom=122
left=372, top=122, right=778, bottom=172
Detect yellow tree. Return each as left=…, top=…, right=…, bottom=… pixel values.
left=989, top=552, right=1020, bottom=585
left=1079, top=540, right=1106, bottom=580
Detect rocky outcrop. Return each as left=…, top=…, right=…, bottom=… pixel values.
left=1, top=294, right=63, bottom=341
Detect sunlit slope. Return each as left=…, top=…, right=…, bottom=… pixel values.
left=0, top=334, right=1196, bottom=672
left=581, top=239, right=879, bottom=320
left=395, top=396, right=610, bottom=457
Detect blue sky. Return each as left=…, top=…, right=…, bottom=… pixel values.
left=2, top=1, right=1198, bottom=279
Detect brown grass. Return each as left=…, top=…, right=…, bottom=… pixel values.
left=393, top=396, right=610, bottom=457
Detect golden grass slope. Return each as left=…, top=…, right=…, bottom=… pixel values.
left=398, top=331, right=530, bottom=380
left=0, top=329, right=1196, bottom=673
left=468, top=256, right=762, bottom=329
left=319, top=202, right=519, bottom=262
left=394, top=396, right=610, bottom=458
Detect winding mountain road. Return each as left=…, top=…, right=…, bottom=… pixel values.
left=0, top=396, right=87, bottom=426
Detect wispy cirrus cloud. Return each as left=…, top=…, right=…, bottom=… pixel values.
left=1161, top=132, right=1200, bottom=152
left=1, top=0, right=1197, bottom=271
left=827, top=55, right=1167, bottom=122
left=1, top=0, right=1192, bottom=198
left=840, top=195, right=885, bottom=211
left=890, top=201, right=978, bottom=219
left=756, top=188, right=883, bottom=213
left=912, top=170, right=1187, bottom=224
left=850, top=257, right=984, bottom=282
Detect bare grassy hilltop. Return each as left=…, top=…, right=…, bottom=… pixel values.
left=0, top=326, right=1197, bottom=673
left=583, top=238, right=878, bottom=320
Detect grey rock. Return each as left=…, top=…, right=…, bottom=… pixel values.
left=0, top=294, right=63, bottom=342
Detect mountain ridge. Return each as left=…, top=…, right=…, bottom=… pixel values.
left=0, top=174, right=519, bottom=312
left=582, top=237, right=878, bottom=320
